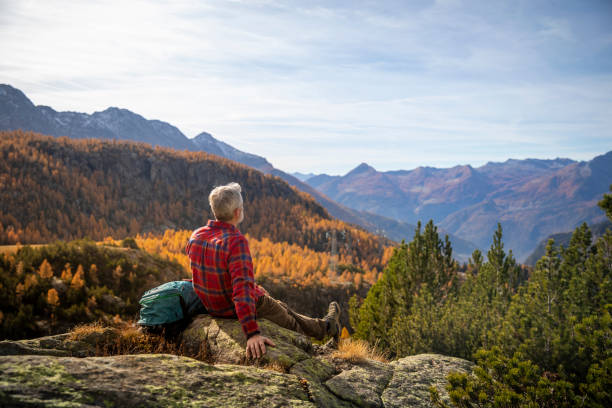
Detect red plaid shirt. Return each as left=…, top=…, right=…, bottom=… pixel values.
left=185, top=220, right=265, bottom=338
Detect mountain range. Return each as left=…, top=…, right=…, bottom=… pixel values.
left=3, top=83, right=609, bottom=261
left=299, top=154, right=611, bottom=260
left=0, top=84, right=477, bottom=259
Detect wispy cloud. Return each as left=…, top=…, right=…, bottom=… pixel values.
left=1, top=0, right=611, bottom=174
left=540, top=17, right=574, bottom=42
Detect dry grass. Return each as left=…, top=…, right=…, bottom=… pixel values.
left=66, top=322, right=212, bottom=361
left=331, top=338, right=388, bottom=364
left=99, top=326, right=182, bottom=356
left=68, top=322, right=107, bottom=341
left=262, top=360, right=289, bottom=373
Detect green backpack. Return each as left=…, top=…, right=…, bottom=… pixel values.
left=137, top=281, right=206, bottom=329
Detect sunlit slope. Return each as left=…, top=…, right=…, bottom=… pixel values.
left=0, top=130, right=390, bottom=271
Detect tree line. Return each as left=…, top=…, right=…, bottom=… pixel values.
left=350, top=189, right=611, bottom=406
left=129, top=228, right=394, bottom=288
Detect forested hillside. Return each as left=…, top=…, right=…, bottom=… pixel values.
left=0, top=130, right=390, bottom=272
left=0, top=240, right=188, bottom=339
left=0, top=236, right=374, bottom=340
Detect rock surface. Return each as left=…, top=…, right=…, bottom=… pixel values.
left=0, top=316, right=473, bottom=407
left=382, top=354, right=475, bottom=408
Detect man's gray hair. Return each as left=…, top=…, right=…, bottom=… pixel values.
left=209, top=182, right=243, bottom=222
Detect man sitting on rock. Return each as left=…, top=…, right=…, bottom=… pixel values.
left=185, top=182, right=341, bottom=360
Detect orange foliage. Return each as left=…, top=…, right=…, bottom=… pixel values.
left=24, top=274, right=38, bottom=291
left=60, top=263, right=73, bottom=282
left=88, top=264, right=99, bottom=285
left=47, top=288, right=60, bottom=308
left=71, top=265, right=86, bottom=290
left=132, top=229, right=386, bottom=288
left=38, top=259, right=53, bottom=279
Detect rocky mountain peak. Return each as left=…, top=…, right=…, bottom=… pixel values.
left=193, top=131, right=215, bottom=142
left=346, top=162, right=376, bottom=177
left=0, top=84, right=35, bottom=111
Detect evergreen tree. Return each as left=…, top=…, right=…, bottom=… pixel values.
left=498, top=239, right=563, bottom=370
left=440, top=216, right=611, bottom=407
left=352, top=220, right=456, bottom=355
left=598, top=184, right=612, bottom=220
left=487, top=223, right=521, bottom=296
left=468, top=248, right=483, bottom=272
left=352, top=243, right=408, bottom=350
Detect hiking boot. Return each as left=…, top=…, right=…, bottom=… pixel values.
left=323, top=301, right=341, bottom=340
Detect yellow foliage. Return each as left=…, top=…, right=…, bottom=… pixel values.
left=340, top=326, right=350, bottom=339
left=47, top=288, right=60, bottom=308
left=132, top=227, right=391, bottom=288
left=71, top=265, right=85, bottom=290
left=24, top=274, right=38, bottom=290
left=60, top=263, right=72, bottom=282
left=38, top=259, right=54, bottom=279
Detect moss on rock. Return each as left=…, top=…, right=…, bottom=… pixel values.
left=0, top=354, right=316, bottom=408
left=0, top=319, right=474, bottom=408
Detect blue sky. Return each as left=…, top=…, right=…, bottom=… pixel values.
left=1, top=0, right=611, bottom=175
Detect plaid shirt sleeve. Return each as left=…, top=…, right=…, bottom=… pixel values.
left=228, top=234, right=260, bottom=338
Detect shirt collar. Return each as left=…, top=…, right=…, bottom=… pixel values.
left=207, top=219, right=239, bottom=232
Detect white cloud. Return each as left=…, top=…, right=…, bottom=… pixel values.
left=1, top=0, right=610, bottom=174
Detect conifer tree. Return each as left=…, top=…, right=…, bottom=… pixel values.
left=71, top=265, right=85, bottom=290
left=487, top=223, right=520, bottom=295
left=498, top=239, right=563, bottom=370
left=60, top=263, right=72, bottom=282
left=598, top=184, right=612, bottom=220
left=468, top=248, right=483, bottom=271
left=46, top=288, right=60, bottom=309
left=37, top=259, right=53, bottom=280
left=351, top=220, right=456, bottom=354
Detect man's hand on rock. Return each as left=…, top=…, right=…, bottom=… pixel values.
left=246, top=334, right=276, bottom=359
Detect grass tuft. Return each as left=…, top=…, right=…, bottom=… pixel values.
left=66, top=322, right=205, bottom=361
left=68, top=322, right=107, bottom=341
left=262, top=360, right=288, bottom=373
left=331, top=338, right=388, bottom=363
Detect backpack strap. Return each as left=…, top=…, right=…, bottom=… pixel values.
left=179, top=294, right=189, bottom=319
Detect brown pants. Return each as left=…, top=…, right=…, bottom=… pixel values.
left=256, top=294, right=328, bottom=340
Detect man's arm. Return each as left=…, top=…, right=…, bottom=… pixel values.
left=228, top=235, right=261, bottom=337
left=228, top=235, right=276, bottom=357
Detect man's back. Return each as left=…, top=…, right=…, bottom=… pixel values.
left=186, top=220, right=264, bottom=338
